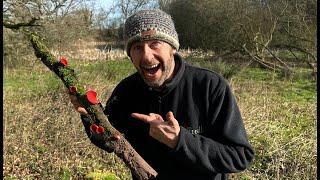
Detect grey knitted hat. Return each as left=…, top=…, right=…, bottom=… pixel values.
left=124, top=9, right=179, bottom=56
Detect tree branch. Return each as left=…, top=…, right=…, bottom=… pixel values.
left=28, top=32, right=158, bottom=180
left=242, top=44, right=277, bottom=70
left=254, top=41, right=292, bottom=72
left=3, top=18, right=40, bottom=30
left=279, top=26, right=315, bottom=44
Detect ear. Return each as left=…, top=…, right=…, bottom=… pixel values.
left=171, top=48, right=176, bottom=54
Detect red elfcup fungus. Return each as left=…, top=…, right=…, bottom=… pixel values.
left=90, top=124, right=104, bottom=134
left=59, top=57, right=68, bottom=66
left=96, top=126, right=105, bottom=134
left=86, top=90, right=99, bottom=104
left=90, top=124, right=99, bottom=133
left=69, top=86, right=77, bottom=94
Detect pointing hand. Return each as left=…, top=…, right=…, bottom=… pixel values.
left=131, top=111, right=180, bottom=149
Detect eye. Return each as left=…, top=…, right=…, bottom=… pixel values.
left=132, top=45, right=142, bottom=51
left=149, top=41, right=162, bottom=49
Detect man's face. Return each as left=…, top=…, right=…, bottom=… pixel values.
left=130, top=40, right=176, bottom=88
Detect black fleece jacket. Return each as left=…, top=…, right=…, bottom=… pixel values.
left=82, top=53, right=254, bottom=180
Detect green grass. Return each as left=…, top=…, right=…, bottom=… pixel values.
left=275, top=49, right=308, bottom=61
left=78, top=58, right=135, bottom=83
left=235, top=68, right=316, bottom=103
left=85, top=171, right=120, bottom=180
left=3, top=56, right=317, bottom=179
left=4, top=67, right=62, bottom=99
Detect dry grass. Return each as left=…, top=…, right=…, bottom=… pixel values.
left=50, top=39, right=128, bottom=61
left=48, top=39, right=204, bottom=62
left=3, top=49, right=316, bottom=179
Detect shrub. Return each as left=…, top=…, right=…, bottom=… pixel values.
left=186, top=57, right=241, bottom=80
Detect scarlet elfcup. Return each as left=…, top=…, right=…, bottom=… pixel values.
left=86, top=90, right=99, bottom=104
left=90, top=124, right=99, bottom=133
left=90, top=124, right=104, bottom=134
left=96, top=126, right=105, bottom=134
left=69, top=86, right=77, bottom=94
left=59, top=57, right=68, bottom=66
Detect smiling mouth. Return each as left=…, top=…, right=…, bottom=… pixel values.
left=142, top=64, right=161, bottom=75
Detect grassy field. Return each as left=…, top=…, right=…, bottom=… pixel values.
left=3, top=55, right=317, bottom=179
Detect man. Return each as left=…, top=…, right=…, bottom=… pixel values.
left=71, top=9, right=254, bottom=180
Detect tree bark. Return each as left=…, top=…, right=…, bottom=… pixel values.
left=28, top=33, right=157, bottom=180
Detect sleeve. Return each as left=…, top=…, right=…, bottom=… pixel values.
left=170, top=78, right=254, bottom=174
left=103, top=84, right=127, bottom=133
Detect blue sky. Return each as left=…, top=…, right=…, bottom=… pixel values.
left=95, top=0, right=114, bottom=9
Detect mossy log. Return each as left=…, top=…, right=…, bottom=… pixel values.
left=29, top=33, right=157, bottom=180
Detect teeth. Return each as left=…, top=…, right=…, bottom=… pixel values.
left=142, top=64, right=159, bottom=69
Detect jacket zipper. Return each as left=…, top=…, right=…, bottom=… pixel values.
left=157, top=96, right=162, bottom=114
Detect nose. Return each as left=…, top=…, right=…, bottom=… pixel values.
left=141, top=44, right=154, bottom=63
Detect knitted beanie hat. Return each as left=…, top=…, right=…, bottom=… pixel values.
left=124, top=9, right=179, bottom=56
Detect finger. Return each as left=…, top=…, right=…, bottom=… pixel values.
left=166, top=111, right=178, bottom=125
left=166, top=111, right=174, bottom=121
left=77, top=106, right=88, bottom=115
left=108, top=134, right=121, bottom=141
left=149, top=113, right=165, bottom=122
left=69, top=95, right=88, bottom=115
left=149, top=113, right=158, bottom=117
left=131, top=113, right=153, bottom=123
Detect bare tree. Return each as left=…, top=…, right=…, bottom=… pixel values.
left=157, top=0, right=173, bottom=12
left=239, top=1, right=293, bottom=73
left=92, top=5, right=117, bottom=41
left=3, top=0, right=96, bottom=68
left=274, top=0, right=317, bottom=74
left=114, top=0, right=155, bottom=23
left=3, top=0, right=84, bottom=26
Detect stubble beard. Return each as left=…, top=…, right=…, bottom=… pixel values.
left=141, top=56, right=175, bottom=88
left=142, top=64, right=170, bottom=88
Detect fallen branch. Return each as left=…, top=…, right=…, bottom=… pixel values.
left=254, top=41, right=292, bottom=73
left=242, top=44, right=293, bottom=76
left=242, top=44, right=277, bottom=70
left=28, top=32, right=157, bottom=180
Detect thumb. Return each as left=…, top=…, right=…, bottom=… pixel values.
left=166, top=111, right=177, bottom=124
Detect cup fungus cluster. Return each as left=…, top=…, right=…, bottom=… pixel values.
left=59, top=57, right=99, bottom=106
left=90, top=124, right=105, bottom=134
